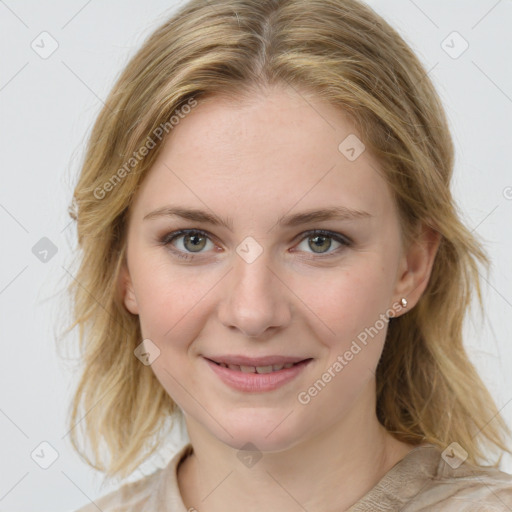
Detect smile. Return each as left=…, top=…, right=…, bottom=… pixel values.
left=212, top=361, right=298, bottom=373
left=204, top=357, right=313, bottom=392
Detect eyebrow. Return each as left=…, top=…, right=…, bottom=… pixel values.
left=143, top=205, right=372, bottom=230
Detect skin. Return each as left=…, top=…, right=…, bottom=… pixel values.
left=120, top=84, right=441, bottom=511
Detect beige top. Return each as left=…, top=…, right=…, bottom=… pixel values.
left=74, top=442, right=512, bottom=511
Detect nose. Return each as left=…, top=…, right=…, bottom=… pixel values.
left=217, top=251, right=292, bottom=339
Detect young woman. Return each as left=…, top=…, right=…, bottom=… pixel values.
left=65, top=0, right=512, bottom=510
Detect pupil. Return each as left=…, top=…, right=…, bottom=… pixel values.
left=310, top=235, right=331, bottom=253
left=185, top=234, right=206, bottom=252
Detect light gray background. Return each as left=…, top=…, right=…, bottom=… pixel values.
left=1, top=1, right=511, bottom=510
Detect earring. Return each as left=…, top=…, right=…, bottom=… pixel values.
left=401, top=297, right=408, bottom=308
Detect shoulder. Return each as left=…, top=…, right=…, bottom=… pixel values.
left=71, top=442, right=193, bottom=512
left=72, top=469, right=162, bottom=512
left=409, top=454, right=512, bottom=511
left=353, top=443, right=512, bottom=512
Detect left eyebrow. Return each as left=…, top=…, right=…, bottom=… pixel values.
left=278, top=206, right=372, bottom=226
left=142, top=205, right=372, bottom=231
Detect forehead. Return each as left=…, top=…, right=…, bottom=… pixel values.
left=131, top=87, right=395, bottom=223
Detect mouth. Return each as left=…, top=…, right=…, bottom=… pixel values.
left=206, top=359, right=311, bottom=374
left=203, top=356, right=314, bottom=392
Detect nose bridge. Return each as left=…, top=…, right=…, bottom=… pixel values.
left=234, top=248, right=275, bottom=296
left=218, top=246, right=290, bottom=337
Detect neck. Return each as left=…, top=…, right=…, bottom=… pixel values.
left=177, top=383, right=415, bottom=512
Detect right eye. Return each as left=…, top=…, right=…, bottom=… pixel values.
left=160, top=229, right=217, bottom=260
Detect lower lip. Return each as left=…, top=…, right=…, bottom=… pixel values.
left=204, top=358, right=312, bottom=392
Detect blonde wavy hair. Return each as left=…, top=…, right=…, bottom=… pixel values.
left=60, top=0, right=511, bottom=480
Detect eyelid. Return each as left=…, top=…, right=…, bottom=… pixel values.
left=160, top=228, right=216, bottom=248
left=293, top=229, right=352, bottom=246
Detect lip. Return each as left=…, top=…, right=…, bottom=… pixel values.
left=203, top=356, right=313, bottom=392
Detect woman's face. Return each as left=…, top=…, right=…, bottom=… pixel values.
left=121, top=86, right=426, bottom=452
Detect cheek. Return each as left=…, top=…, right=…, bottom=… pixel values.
left=293, top=260, right=392, bottom=349
left=135, top=273, right=206, bottom=341
left=130, top=247, right=225, bottom=357
left=132, top=265, right=211, bottom=407
left=293, top=264, right=392, bottom=418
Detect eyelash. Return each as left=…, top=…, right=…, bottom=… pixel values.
left=159, top=228, right=352, bottom=261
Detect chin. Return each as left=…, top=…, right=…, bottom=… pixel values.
left=211, top=413, right=305, bottom=453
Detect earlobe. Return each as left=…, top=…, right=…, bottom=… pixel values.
left=119, top=263, right=139, bottom=315
left=393, top=224, right=441, bottom=312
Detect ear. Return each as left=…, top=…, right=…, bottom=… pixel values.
left=119, top=260, right=139, bottom=315
left=392, top=223, right=441, bottom=314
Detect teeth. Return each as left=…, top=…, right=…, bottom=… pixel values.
left=217, top=362, right=298, bottom=373
left=256, top=365, right=274, bottom=374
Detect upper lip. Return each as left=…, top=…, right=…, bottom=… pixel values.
left=205, top=355, right=311, bottom=366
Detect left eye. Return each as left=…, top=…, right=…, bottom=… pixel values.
left=160, top=229, right=351, bottom=259
left=294, top=230, right=350, bottom=255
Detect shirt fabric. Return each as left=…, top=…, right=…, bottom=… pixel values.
left=73, top=442, right=512, bottom=511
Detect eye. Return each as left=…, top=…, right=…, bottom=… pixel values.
left=160, top=229, right=215, bottom=260
left=293, top=229, right=352, bottom=257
